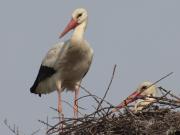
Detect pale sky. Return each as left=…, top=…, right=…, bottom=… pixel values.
left=1, top=0, right=180, bottom=134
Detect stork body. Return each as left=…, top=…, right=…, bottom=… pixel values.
left=112, top=81, right=157, bottom=112
left=30, top=8, right=93, bottom=118
left=133, top=81, right=157, bottom=112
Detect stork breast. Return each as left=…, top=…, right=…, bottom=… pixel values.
left=57, top=43, right=92, bottom=81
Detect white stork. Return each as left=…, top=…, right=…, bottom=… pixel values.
left=133, top=81, right=157, bottom=112
left=30, top=8, right=93, bottom=118
left=112, top=81, right=157, bottom=112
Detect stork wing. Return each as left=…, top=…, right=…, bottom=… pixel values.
left=30, top=42, right=65, bottom=96
left=83, top=48, right=93, bottom=78
left=41, top=42, right=65, bottom=67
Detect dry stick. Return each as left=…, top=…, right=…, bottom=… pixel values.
left=76, top=94, right=100, bottom=108
left=77, top=94, right=97, bottom=101
left=4, top=119, right=18, bottom=135
left=49, top=100, right=84, bottom=116
left=48, top=116, right=82, bottom=134
left=38, top=120, right=54, bottom=128
left=154, top=96, right=180, bottom=105
left=61, top=100, right=85, bottom=115
left=46, top=116, right=49, bottom=132
left=158, top=101, right=180, bottom=108
left=145, top=72, right=173, bottom=94
left=80, top=85, right=117, bottom=112
left=149, top=89, right=180, bottom=108
left=47, top=83, right=119, bottom=133
left=159, top=88, right=166, bottom=97
left=4, top=119, right=26, bottom=135
left=46, top=123, right=59, bottom=134
left=79, top=85, right=100, bottom=104
left=31, top=128, right=41, bottom=135
left=96, top=64, right=117, bottom=112
left=82, top=106, right=115, bottom=119
left=141, top=89, right=180, bottom=111
left=46, top=116, right=89, bottom=134
left=158, top=86, right=180, bottom=101
left=139, top=91, right=171, bottom=111
left=91, top=105, right=102, bottom=117
left=77, top=94, right=115, bottom=109
left=49, top=106, right=58, bottom=112
left=58, top=117, right=97, bottom=134
left=136, top=72, right=174, bottom=99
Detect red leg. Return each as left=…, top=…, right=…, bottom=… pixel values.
left=56, top=81, right=64, bottom=129
left=74, top=84, right=80, bottom=119
left=57, top=90, right=63, bottom=114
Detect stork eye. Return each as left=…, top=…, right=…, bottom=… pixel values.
left=141, top=86, right=147, bottom=90
left=77, top=13, right=82, bottom=18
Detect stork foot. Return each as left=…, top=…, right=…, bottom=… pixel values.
left=56, top=113, right=65, bottom=133
left=57, top=106, right=65, bottom=131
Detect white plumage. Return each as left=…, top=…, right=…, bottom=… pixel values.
left=134, top=81, right=157, bottom=112
left=112, top=81, right=157, bottom=112
left=30, top=8, right=93, bottom=118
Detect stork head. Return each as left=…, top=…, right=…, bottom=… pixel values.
left=137, top=81, right=157, bottom=96
left=60, top=8, right=88, bottom=38
left=112, top=81, right=157, bottom=112
left=128, top=81, right=157, bottom=99
left=127, top=82, right=157, bottom=103
left=72, top=8, right=88, bottom=24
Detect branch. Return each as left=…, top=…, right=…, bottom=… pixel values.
left=96, top=64, right=117, bottom=111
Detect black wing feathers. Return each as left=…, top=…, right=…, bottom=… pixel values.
left=30, top=65, right=56, bottom=96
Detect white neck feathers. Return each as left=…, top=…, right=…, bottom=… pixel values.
left=71, top=20, right=87, bottom=44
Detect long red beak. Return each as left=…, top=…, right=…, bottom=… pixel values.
left=59, top=18, right=78, bottom=38
left=115, top=90, right=142, bottom=109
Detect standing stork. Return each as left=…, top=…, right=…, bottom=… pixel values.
left=30, top=8, right=93, bottom=118
left=112, top=81, right=157, bottom=112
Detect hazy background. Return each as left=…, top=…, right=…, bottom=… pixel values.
left=1, top=0, right=180, bottom=134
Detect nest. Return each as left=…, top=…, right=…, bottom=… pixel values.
left=4, top=66, right=180, bottom=135
left=39, top=86, right=180, bottom=135
left=38, top=67, right=180, bottom=135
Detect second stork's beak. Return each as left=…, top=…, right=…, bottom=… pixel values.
left=59, top=18, right=78, bottom=38
left=113, top=90, right=142, bottom=111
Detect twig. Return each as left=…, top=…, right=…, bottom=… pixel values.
left=38, top=120, right=54, bottom=128
left=49, top=100, right=84, bottom=116
left=158, top=86, right=180, bottom=101
left=96, top=64, right=117, bottom=111
left=79, top=85, right=100, bottom=104
left=137, top=72, right=173, bottom=98
left=31, top=128, right=41, bottom=135
left=4, top=119, right=25, bottom=135
left=46, top=116, right=49, bottom=131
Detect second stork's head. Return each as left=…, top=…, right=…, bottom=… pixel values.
left=137, top=81, right=157, bottom=97
left=60, top=8, right=88, bottom=38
